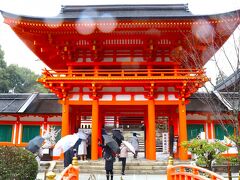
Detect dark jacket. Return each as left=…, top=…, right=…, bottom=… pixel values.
left=64, top=138, right=82, bottom=168
left=102, top=145, right=115, bottom=171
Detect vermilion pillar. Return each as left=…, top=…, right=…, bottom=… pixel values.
left=91, top=98, right=99, bottom=160
left=43, top=116, right=48, bottom=131
left=144, top=112, right=149, bottom=158
left=207, top=114, right=213, bottom=139
left=147, top=98, right=156, bottom=160
left=178, top=101, right=188, bottom=160
left=14, top=117, right=20, bottom=145
left=98, top=112, right=104, bottom=158
left=61, top=98, right=70, bottom=137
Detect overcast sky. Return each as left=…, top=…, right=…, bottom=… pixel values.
left=0, top=0, right=240, bottom=76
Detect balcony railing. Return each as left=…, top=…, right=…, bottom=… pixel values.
left=41, top=68, right=206, bottom=81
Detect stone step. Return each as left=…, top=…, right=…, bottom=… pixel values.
left=39, top=159, right=188, bottom=174
left=40, top=165, right=166, bottom=174
left=40, top=167, right=167, bottom=175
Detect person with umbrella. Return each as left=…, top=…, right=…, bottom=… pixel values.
left=118, top=140, right=136, bottom=175
left=130, top=132, right=139, bottom=159
left=64, top=137, right=82, bottom=168
left=103, top=145, right=115, bottom=180
left=25, top=136, right=45, bottom=169
left=118, top=142, right=128, bottom=175
left=100, top=134, right=120, bottom=180
left=25, top=136, right=45, bottom=154
left=53, top=133, right=82, bottom=168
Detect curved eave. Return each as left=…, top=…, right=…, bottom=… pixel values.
left=1, top=9, right=240, bottom=22
left=1, top=8, right=240, bottom=70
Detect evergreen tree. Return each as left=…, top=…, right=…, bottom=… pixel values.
left=0, top=45, right=10, bottom=92
left=0, top=45, right=48, bottom=93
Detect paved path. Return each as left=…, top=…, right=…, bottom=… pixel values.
left=37, top=172, right=240, bottom=180
left=36, top=173, right=167, bottom=180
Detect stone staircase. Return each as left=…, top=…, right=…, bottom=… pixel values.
left=39, top=158, right=188, bottom=175
left=119, top=130, right=164, bottom=152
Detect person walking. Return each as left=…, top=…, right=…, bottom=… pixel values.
left=118, top=142, right=128, bottom=175
left=100, top=144, right=116, bottom=180
left=130, top=132, right=139, bottom=159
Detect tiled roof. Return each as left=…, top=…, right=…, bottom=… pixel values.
left=24, top=94, right=61, bottom=114
left=187, top=93, right=228, bottom=112
left=0, top=93, right=61, bottom=114
left=2, top=4, right=239, bottom=21
left=215, top=69, right=240, bottom=92
left=219, top=92, right=240, bottom=110
left=0, top=93, right=31, bottom=113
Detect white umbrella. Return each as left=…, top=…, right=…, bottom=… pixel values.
left=122, top=140, right=135, bottom=154
left=53, top=134, right=79, bottom=155
left=76, top=130, right=88, bottom=140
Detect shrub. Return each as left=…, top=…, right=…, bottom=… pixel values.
left=0, top=146, right=38, bottom=180
left=182, top=139, right=228, bottom=170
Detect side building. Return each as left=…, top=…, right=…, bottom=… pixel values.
left=0, top=92, right=236, bottom=157
left=0, top=93, right=61, bottom=147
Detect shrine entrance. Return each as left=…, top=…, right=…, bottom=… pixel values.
left=71, top=105, right=175, bottom=156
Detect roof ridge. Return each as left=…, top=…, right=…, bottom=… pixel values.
left=61, top=4, right=189, bottom=13
left=18, top=93, right=39, bottom=113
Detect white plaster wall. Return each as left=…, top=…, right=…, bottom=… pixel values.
left=82, top=95, right=92, bottom=101
left=100, top=95, right=113, bottom=101
left=0, top=115, right=17, bottom=121
left=116, top=95, right=131, bottom=101
left=20, top=116, right=44, bottom=122
left=48, top=116, right=62, bottom=122
left=155, top=94, right=165, bottom=100
left=134, top=95, right=147, bottom=101
left=69, top=94, right=80, bottom=101
left=187, top=113, right=207, bottom=120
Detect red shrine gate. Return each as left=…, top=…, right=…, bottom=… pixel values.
left=1, top=4, right=240, bottom=160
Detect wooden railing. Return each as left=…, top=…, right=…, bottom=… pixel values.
left=167, top=157, right=224, bottom=180
left=42, top=68, right=206, bottom=80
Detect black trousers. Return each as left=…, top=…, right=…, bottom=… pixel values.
left=119, top=157, right=126, bottom=173
left=134, top=151, right=138, bottom=158
left=106, top=170, right=113, bottom=180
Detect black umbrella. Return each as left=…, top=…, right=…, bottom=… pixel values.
left=25, top=136, right=45, bottom=153
left=112, top=129, right=124, bottom=141
left=102, top=134, right=120, bottom=154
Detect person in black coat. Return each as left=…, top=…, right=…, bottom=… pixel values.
left=87, top=134, right=91, bottom=159
left=64, top=138, right=82, bottom=168
left=100, top=144, right=115, bottom=180
left=64, top=149, right=73, bottom=168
